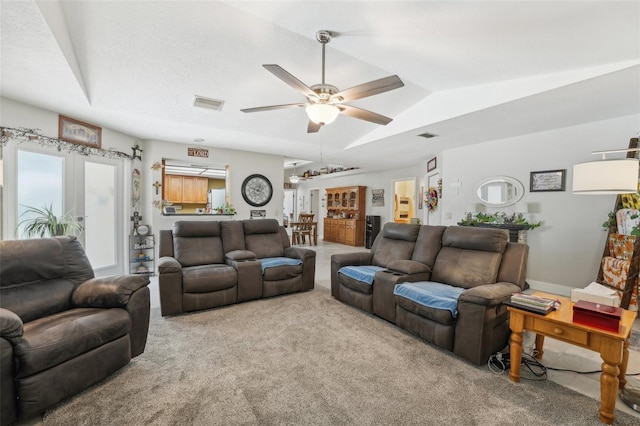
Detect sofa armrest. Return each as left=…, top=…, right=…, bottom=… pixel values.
left=284, top=246, right=315, bottom=261
left=72, top=274, right=150, bottom=308
left=0, top=308, right=23, bottom=342
left=458, top=282, right=522, bottom=306
left=158, top=256, right=182, bottom=274
left=284, top=247, right=316, bottom=291
left=331, top=252, right=374, bottom=268
left=386, top=260, right=430, bottom=275
left=226, top=250, right=256, bottom=262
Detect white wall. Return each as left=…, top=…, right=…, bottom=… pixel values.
left=440, top=114, right=640, bottom=293
left=143, top=139, right=284, bottom=233
left=295, top=165, right=424, bottom=237
left=0, top=97, right=137, bottom=241
left=298, top=114, right=640, bottom=295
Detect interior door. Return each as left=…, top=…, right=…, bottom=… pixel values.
left=15, top=146, right=124, bottom=275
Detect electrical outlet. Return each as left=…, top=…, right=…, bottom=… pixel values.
left=445, top=212, right=452, bottom=219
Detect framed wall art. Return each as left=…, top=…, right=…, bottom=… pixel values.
left=59, top=115, right=102, bottom=148
left=530, top=169, right=566, bottom=192
left=427, top=157, right=437, bottom=172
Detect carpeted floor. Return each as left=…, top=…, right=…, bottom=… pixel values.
left=43, top=288, right=639, bottom=425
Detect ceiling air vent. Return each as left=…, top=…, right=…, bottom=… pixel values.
left=193, top=96, right=224, bottom=111
left=418, top=132, right=437, bottom=139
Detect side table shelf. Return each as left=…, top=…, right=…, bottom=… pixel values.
left=129, top=234, right=155, bottom=276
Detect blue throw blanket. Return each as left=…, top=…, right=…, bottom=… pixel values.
left=394, top=282, right=465, bottom=317
left=261, top=257, right=303, bottom=274
left=338, top=265, right=386, bottom=285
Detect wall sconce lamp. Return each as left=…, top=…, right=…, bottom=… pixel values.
left=572, top=148, right=640, bottom=194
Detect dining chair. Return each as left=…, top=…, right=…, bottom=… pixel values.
left=293, top=213, right=315, bottom=246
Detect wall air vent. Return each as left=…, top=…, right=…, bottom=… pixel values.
left=193, top=96, right=224, bottom=111
left=418, top=132, right=437, bottom=139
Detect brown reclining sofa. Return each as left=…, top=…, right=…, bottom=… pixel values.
left=331, top=223, right=528, bottom=365
left=157, top=219, right=316, bottom=316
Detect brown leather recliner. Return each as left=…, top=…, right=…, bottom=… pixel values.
left=0, top=237, right=150, bottom=426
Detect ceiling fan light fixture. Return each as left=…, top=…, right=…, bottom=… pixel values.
left=306, top=103, right=340, bottom=125
left=289, top=174, right=300, bottom=184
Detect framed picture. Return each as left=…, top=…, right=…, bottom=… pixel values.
left=427, top=157, right=437, bottom=172
left=530, top=169, right=566, bottom=192
left=59, top=115, right=102, bottom=148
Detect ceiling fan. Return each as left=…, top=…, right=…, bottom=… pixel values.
left=241, top=30, right=404, bottom=133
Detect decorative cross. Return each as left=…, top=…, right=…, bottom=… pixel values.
left=130, top=212, right=141, bottom=227
left=153, top=181, right=161, bottom=195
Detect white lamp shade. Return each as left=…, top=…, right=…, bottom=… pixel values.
left=573, top=159, right=639, bottom=194
left=306, top=103, right=340, bottom=125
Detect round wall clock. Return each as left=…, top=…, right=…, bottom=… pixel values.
left=241, top=174, right=273, bottom=207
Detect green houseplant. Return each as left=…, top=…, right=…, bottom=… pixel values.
left=18, top=204, right=82, bottom=237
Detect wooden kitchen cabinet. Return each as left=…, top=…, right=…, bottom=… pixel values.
left=164, top=175, right=208, bottom=204
left=182, top=176, right=208, bottom=203
left=164, top=175, right=183, bottom=203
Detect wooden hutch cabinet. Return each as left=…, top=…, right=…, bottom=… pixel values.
left=324, top=186, right=366, bottom=246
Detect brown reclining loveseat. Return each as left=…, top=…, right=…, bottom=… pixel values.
left=331, top=223, right=528, bottom=365
left=157, top=219, right=316, bottom=316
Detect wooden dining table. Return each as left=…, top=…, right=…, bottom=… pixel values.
left=289, top=221, right=318, bottom=246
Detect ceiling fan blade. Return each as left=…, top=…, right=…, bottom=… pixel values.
left=241, top=103, right=307, bottom=113
left=307, top=121, right=322, bottom=133
left=331, top=75, right=404, bottom=102
left=263, top=64, right=318, bottom=100
left=338, top=105, right=393, bottom=125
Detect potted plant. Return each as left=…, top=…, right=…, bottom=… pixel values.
left=18, top=204, right=82, bottom=237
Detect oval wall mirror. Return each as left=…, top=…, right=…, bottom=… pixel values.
left=475, top=176, right=524, bottom=207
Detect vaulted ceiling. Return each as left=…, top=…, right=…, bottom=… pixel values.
left=2, top=1, right=638, bottom=171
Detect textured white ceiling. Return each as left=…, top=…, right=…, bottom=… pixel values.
left=1, top=1, right=639, bottom=171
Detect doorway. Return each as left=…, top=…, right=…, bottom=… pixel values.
left=13, top=146, right=124, bottom=275
left=392, top=178, right=416, bottom=223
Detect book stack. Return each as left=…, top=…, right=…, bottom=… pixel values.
left=508, top=293, right=556, bottom=315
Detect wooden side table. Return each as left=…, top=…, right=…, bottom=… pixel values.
left=507, top=292, right=636, bottom=424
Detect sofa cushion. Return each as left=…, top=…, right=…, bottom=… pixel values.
left=182, top=265, right=237, bottom=293
left=0, top=237, right=95, bottom=323
left=394, top=282, right=464, bottom=317
left=338, top=265, right=386, bottom=285
left=261, top=258, right=303, bottom=281
left=412, top=225, right=446, bottom=267
left=372, top=239, right=416, bottom=268
left=14, top=308, right=131, bottom=378
left=432, top=248, right=502, bottom=289
left=242, top=220, right=285, bottom=259
left=442, top=226, right=508, bottom=253
left=173, top=221, right=225, bottom=266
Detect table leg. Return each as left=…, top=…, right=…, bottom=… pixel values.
left=599, top=343, right=623, bottom=425
left=620, top=338, right=630, bottom=389
left=535, top=334, right=545, bottom=359
left=509, top=312, right=524, bottom=383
